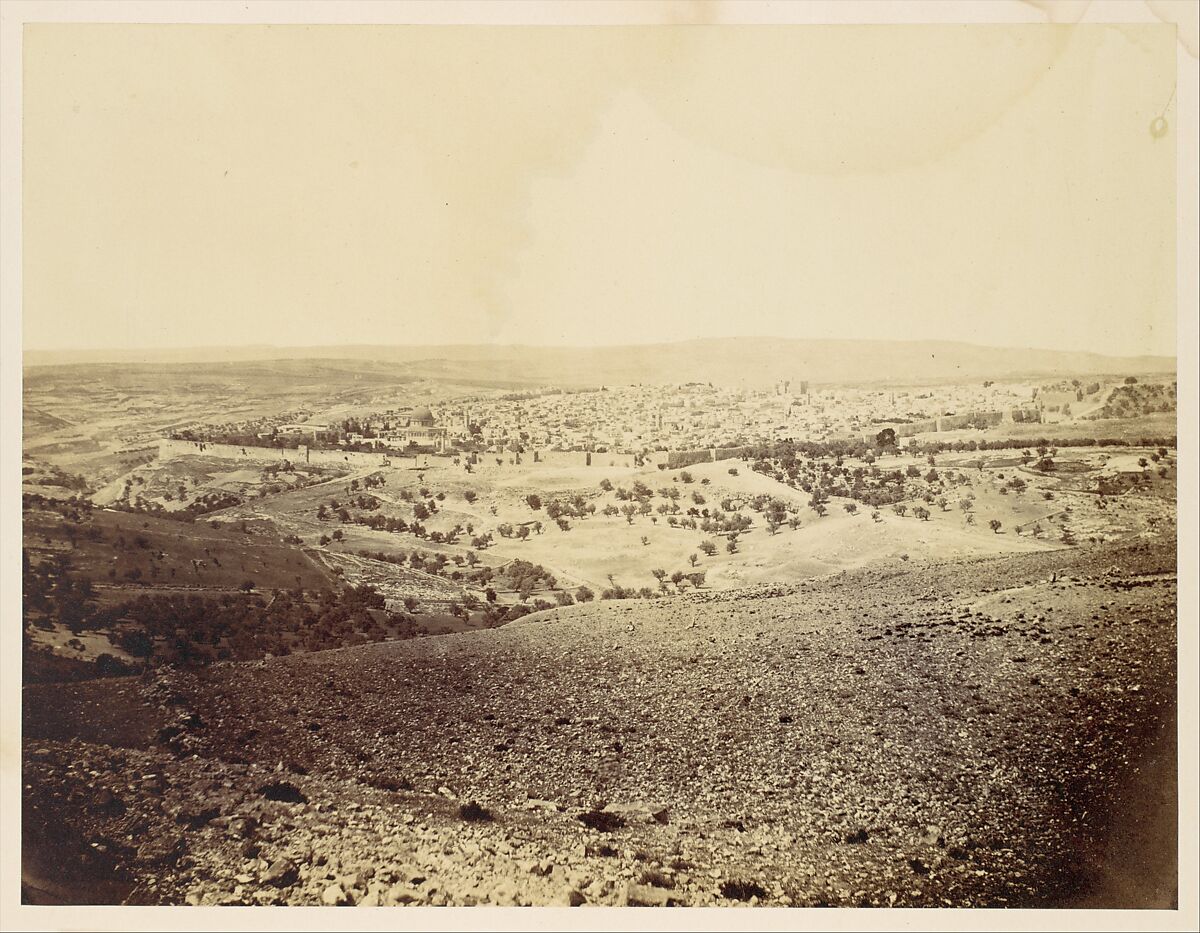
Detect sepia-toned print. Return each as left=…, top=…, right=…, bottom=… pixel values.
left=13, top=13, right=1186, bottom=919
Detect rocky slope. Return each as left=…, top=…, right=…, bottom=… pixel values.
left=22, top=540, right=1177, bottom=907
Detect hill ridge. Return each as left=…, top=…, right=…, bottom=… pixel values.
left=24, top=337, right=1176, bottom=387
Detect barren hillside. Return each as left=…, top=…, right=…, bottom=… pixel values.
left=23, top=540, right=1176, bottom=908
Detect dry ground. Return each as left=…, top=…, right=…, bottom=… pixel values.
left=213, top=446, right=1173, bottom=596
left=23, top=539, right=1176, bottom=908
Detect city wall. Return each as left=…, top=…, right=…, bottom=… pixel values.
left=158, top=438, right=670, bottom=473
left=666, top=446, right=754, bottom=470
left=936, top=411, right=1005, bottom=432
left=158, top=438, right=396, bottom=470
left=470, top=449, right=669, bottom=471
left=861, top=410, right=1009, bottom=442
left=895, top=418, right=941, bottom=438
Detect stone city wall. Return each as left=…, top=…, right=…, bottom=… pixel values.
left=859, top=410, right=1008, bottom=443
left=157, top=438, right=396, bottom=470
left=159, top=438, right=669, bottom=472
left=666, top=446, right=753, bottom=470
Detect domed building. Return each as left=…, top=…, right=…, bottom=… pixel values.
left=378, top=405, right=447, bottom=452
left=408, top=406, right=435, bottom=428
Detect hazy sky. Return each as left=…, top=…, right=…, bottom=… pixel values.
left=23, top=24, right=1177, bottom=357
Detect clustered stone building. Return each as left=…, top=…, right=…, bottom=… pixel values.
left=362, top=380, right=1039, bottom=456
left=168, top=379, right=1064, bottom=460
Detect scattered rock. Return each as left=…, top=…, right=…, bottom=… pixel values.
left=227, top=816, right=257, bottom=839
left=136, top=833, right=186, bottom=867
left=601, top=801, right=669, bottom=825
left=623, top=882, right=686, bottom=907
left=261, top=858, right=298, bottom=888
left=322, top=883, right=351, bottom=906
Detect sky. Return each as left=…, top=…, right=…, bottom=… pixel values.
left=22, top=23, right=1178, bottom=357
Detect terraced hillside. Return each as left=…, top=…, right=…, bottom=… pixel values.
left=22, top=540, right=1176, bottom=908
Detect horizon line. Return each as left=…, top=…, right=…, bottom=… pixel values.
left=21, top=335, right=1182, bottom=363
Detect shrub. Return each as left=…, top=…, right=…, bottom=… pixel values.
left=458, top=801, right=493, bottom=822
left=258, top=781, right=307, bottom=804
left=577, top=810, right=625, bottom=832
left=639, top=869, right=675, bottom=889
left=719, top=880, right=767, bottom=902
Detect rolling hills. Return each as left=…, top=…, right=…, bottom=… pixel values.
left=26, top=337, right=1176, bottom=387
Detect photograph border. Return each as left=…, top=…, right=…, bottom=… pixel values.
left=1, top=3, right=1195, bottom=931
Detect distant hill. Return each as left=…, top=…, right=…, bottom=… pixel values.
left=24, top=338, right=1176, bottom=387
